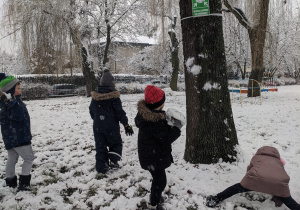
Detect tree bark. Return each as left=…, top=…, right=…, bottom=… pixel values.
left=69, top=0, right=98, bottom=97
left=180, top=0, right=238, bottom=164
left=69, top=27, right=98, bottom=97
left=168, top=31, right=180, bottom=91
left=82, top=46, right=98, bottom=96
left=235, top=60, right=246, bottom=79
left=102, top=24, right=111, bottom=66
left=247, top=14, right=269, bottom=97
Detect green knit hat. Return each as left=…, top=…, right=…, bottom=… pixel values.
left=0, top=74, right=19, bottom=94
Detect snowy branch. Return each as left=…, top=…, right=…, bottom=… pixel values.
left=110, top=0, right=140, bottom=28
left=223, top=0, right=251, bottom=30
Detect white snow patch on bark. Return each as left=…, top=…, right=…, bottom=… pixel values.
left=190, top=65, right=202, bottom=75
left=186, top=57, right=194, bottom=67
left=203, top=82, right=221, bottom=90
left=185, top=57, right=202, bottom=75
left=224, top=119, right=228, bottom=126
left=198, top=54, right=207, bottom=58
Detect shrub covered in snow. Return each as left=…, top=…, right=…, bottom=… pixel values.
left=21, top=83, right=50, bottom=100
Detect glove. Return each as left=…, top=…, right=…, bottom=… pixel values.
left=271, top=196, right=283, bottom=207
left=166, top=114, right=183, bottom=130
left=173, top=118, right=183, bottom=130
left=0, top=92, right=7, bottom=101
left=124, top=125, right=134, bottom=136
left=0, top=92, right=11, bottom=100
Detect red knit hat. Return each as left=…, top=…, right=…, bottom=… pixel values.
left=144, top=85, right=165, bottom=109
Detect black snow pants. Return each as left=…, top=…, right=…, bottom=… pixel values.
left=94, top=129, right=122, bottom=173
left=217, top=183, right=300, bottom=210
left=149, top=169, right=167, bottom=206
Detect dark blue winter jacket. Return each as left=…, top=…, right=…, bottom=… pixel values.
left=0, top=95, right=32, bottom=150
left=89, top=87, right=128, bottom=134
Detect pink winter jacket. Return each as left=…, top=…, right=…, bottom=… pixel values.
left=240, top=146, right=291, bottom=198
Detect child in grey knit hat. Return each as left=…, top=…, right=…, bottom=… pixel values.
left=89, top=69, right=134, bottom=174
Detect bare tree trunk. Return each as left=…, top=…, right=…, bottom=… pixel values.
left=102, top=24, right=111, bottom=66
left=180, top=0, right=238, bottom=164
left=69, top=27, right=98, bottom=97
left=71, top=0, right=98, bottom=97
left=102, top=0, right=111, bottom=67
left=82, top=45, right=98, bottom=96
left=235, top=60, right=246, bottom=79
left=168, top=30, right=179, bottom=91
left=247, top=16, right=269, bottom=96
left=223, top=0, right=270, bottom=97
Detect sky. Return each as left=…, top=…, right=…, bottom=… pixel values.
left=0, top=83, right=299, bottom=210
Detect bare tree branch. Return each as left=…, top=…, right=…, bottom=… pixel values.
left=0, top=27, right=22, bottom=41
left=110, top=0, right=140, bottom=28
left=223, top=0, right=251, bottom=30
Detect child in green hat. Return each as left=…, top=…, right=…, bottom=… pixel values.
left=0, top=73, right=35, bottom=191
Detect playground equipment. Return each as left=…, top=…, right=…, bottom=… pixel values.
left=230, top=76, right=278, bottom=106
left=261, top=73, right=278, bottom=92
left=115, top=81, right=135, bottom=96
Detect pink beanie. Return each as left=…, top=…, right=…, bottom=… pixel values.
left=280, top=157, right=286, bottom=166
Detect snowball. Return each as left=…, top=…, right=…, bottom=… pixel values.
left=166, top=108, right=186, bottom=126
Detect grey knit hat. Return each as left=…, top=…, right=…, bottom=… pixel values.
left=0, top=73, right=19, bottom=94
left=100, top=69, right=116, bottom=90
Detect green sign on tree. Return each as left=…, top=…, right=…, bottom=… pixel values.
left=192, top=0, right=210, bottom=17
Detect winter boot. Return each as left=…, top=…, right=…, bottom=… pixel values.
left=148, top=194, right=167, bottom=210
left=109, top=161, right=120, bottom=170
left=5, top=175, right=17, bottom=188
left=18, top=174, right=31, bottom=191
left=149, top=194, right=168, bottom=204
left=147, top=203, right=165, bottom=210
left=206, top=195, right=220, bottom=207
left=271, top=196, right=283, bottom=207
left=137, top=198, right=148, bottom=209
left=159, top=195, right=168, bottom=204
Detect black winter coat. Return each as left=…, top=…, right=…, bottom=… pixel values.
left=135, top=100, right=181, bottom=171
left=0, top=95, right=32, bottom=150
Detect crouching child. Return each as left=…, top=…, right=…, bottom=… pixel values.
left=206, top=146, right=300, bottom=210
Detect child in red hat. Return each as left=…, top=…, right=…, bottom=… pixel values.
left=135, top=85, right=183, bottom=209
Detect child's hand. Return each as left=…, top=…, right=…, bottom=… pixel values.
left=0, top=92, right=7, bottom=102
left=166, top=115, right=183, bottom=130
left=166, top=108, right=186, bottom=128
left=124, top=125, right=134, bottom=136
left=172, top=118, right=183, bottom=130
left=0, top=92, right=11, bottom=101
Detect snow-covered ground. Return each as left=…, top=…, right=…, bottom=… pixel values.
left=0, top=85, right=299, bottom=210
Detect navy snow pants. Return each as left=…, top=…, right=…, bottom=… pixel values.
left=93, top=129, right=122, bottom=173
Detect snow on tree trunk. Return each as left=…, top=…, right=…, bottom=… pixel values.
left=179, top=0, right=238, bottom=164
